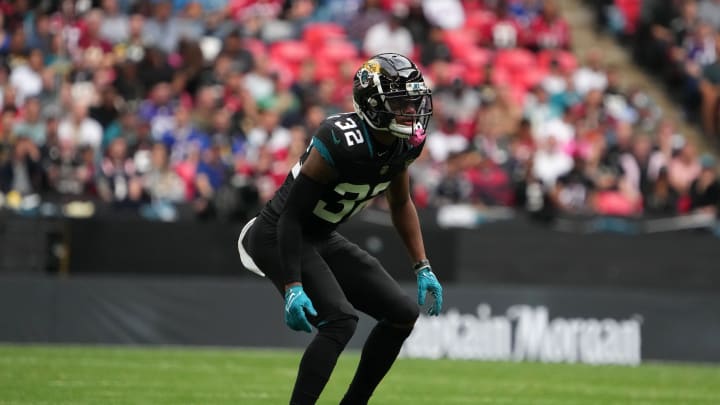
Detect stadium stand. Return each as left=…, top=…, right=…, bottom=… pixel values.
left=0, top=0, right=717, bottom=228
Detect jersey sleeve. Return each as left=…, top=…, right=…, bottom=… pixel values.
left=310, top=118, right=357, bottom=170
left=311, top=122, right=341, bottom=168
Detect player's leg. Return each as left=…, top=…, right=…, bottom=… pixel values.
left=243, top=217, right=358, bottom=405
left=318, top=232, right=420, bottom=405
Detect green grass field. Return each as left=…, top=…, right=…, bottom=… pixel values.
left=1, top=345, right=718, bottom=405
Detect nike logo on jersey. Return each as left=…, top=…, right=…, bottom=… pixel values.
left=331, top=130, right=342, bottom=145
left=377, top=150, right=388, bottom=157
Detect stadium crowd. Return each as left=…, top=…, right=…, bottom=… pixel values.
left=0, top=0, right=718, bottom=224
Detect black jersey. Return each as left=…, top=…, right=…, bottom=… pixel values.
left=260, top=112, right=424, bottom=237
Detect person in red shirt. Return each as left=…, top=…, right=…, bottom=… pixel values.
left=527, top=0, right=571, bottom=51
left=482, top=0, right=526, bottom=49
left=77, top=9, right=113, bottom=55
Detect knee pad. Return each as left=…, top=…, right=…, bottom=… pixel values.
left=318, top=316, right=358, bottom=347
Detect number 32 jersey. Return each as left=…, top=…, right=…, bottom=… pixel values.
left=261, top=112, right=425, bottom=237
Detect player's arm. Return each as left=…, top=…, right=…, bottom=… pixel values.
left=386, top=168, right=426, bottom=264
left=387, top=168, right=443, bottom=316
left=278, top=147, right=337, bottom=289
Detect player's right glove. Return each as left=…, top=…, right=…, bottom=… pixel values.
left=415, top=262, right=443, bottom=316
left=284, top=285, right=318, bottom=333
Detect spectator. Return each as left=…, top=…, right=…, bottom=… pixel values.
left=89, top=85, right=120, bottom=130
left=162, top=105, right=209, bottom=164
left=689, top=153, right=720, bottom=215
left=97, top=137, right=141, bottom=206
left=669, top=140, right=702, bottom=196
left=221, top=29, right=255, bottom=74
left=13, top=97, right=46, bottom=146
left=524, top=85, right=561, bottom=139
left=573, top=48, right=608, bottom=96
left=422, top=0, right=464, bottom=31
left=527, top=0, right=571, bottom=51
left=533, top=135, right=574, bottom=188
left=698, top=32, right=720, bottom=136
left=426, top=118, right=469, bottom=163
left=467, top=152, right=514, bottom=206
left=551, top=151, right=596, bottom=214
left=644, top=167, right=680, bottom=216
left=26, top=13, right=54, bottom=55
left=77, top=9, right=113, bottom=55
left=9, top=48, right=44, bottom=104
left=194, top=143, right=229, bottom=218
left=474, top=117, right=512, bottom=167
left=191, top=86, right=222, bottom=133
left=0, top=137, right=43, bottom=196
left=363, top=5, right=414, bottom=57
left=140, top=142, right=186, bottom=220
left=434, top=78, right=482, bottom=137
left=420, top=25, right=452, bottom=67
left=115, top=13, right=145, bottom=63
left=347, top=0, right=387, bottom=48
left=699, top=0, right=720, bottom=29
left=138, top=82, right=177, bottom=140
left=485, top=0, right=525, bottom=49
left=246, top=108, right=291, bottom=161
left=99, top=0, right=130, bottom=45
left=142, top=0, right=182, bottom=54
left=137, top=47, right=174, bottom=91
left=434, top=151, right=472, bottom=205
left=58, top=102, right=103, bottom=153
left=243, top=53, right=276, bottom=105
left=619, top=134, right=662, bottom=197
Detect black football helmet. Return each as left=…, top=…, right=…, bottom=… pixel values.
left=353, top=53, right=433, bottom=139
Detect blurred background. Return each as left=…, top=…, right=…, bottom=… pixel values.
left=1, top=0, right=719, bottom=366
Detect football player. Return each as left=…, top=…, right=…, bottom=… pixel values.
left=238, top=53, right=443, bottom=404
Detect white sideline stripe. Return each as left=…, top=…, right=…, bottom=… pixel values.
left=237, top=217, right=265, bottom=277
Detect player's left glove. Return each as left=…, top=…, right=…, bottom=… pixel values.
left=415, top=262, right=443, bottom=316
left=284, top=285, right=317, bottom=333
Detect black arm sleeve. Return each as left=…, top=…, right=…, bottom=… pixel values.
left=277, top=172, right=327, bottom=285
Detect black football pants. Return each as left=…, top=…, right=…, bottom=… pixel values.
left=242, top=216, right=418, bottom=404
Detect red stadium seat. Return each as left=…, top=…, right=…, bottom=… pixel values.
left=320, top=41, right=359, bottom=64
left=443, top=29, right=478, bottom=59
left=537, top=49, right=578, bottom=73
left=461, top=46, right=493, bottom=69
left=267, top=58, right=298, bottom=86
left=490, top=67, right=511, bottom=87
left=302, top=23, right=346, bottom=48
left=495, top=48, right=536, bottom=74
left=270, top=40, right=311, bottom=64
left=463, top=66, right=486, bottom=86
left=463, top=10, right=496, bottom=37
left=313, top=61, right=339, bottom=82
left=514, top=66, right=548, bottom=91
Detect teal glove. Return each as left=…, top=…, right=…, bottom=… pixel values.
left=416, top=266, right=443, bottom=316
left=284, top=285, right=318, bottom=333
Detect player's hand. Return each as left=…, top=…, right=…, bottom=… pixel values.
left=284, top=285, right=317, bottom=333
left=416, top=266, right=443, bottom=316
